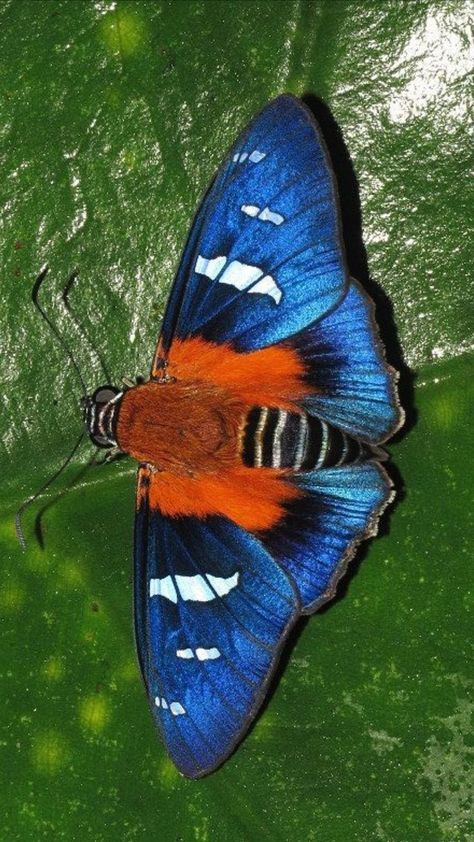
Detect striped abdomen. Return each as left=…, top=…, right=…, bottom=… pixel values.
left=242, top=407, right=376, bottom=471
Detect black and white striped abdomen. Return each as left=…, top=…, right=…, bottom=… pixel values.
left=242, top=406, right=375, bottom=471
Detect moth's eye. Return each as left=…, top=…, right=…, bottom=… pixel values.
left=93, top=386, right=119, bottom=404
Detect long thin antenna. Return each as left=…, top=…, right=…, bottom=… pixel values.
left=32, top=266, right=87, bottom=395
left=62, top=269, right=113, bottom=384
left=15, top=431, right=86, bottom=551
left=33, top=447, right=99, bottom=549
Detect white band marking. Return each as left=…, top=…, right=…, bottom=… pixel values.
left=241, top=204, right=260, bottom=217
left=219, top=260, right=263, bottom=291
left=258, top=206, right=284, bottom=225
left=195, top=647, right=221, bottom=661
left=150, top=572, right=239, bottom=603
left=195, top=254, right=227, bottom=280
left=254, top=408, right=268, bottom=468
left=272, top=410, right=288, bottom=468
left=241, top=204, right=284, bottom=226
left=195, top=255, right=282, bottom=304
left=205, top=572, right=239, bottom=597
left=149, top=576, right=177, bottom=602
left=177, top=647, right=221, bottom=660
left=294, top=414, right=308, bottom=470
left=248, top=275, right=282, bottom=304
left=336, top=432, right=349, bottom=467
left=233, top=149, right=266, bottom=164
left=315, top=421, right=329, bottom=469
left=155, top=697, right=186, bottom=716
left=170, top=702, right=186, bottom=716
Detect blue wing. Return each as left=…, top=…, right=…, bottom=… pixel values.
left=293, top=279, right=403, bottom=443
left=261, top=463, right=393, bottom=614
left=158, top=95, right=348, bottom=356
left=134, top=469, right=300, bottom=778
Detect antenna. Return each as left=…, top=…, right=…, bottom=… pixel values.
left=32, top=266, right=87, bottom=395
left=62, top=269, right=113, bottom=384
left=33, top=448, right=99, bottom=549
left=15, top=431, right=85, bottom=551
left=17, top=266, right=116, bottom=550
left=16, top=266, right=93, bottom=550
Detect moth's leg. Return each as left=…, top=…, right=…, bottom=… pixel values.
left=122, top=375, right=146, bottom=389
left=95, top=447, right=127, bottom=466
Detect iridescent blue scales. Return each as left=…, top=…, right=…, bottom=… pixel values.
left=132, top=95, right=403, bottom=778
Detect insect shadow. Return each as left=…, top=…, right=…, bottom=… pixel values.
left=246, top=94, right=415, bottom=737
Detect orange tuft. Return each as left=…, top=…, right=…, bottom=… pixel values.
left=153, top=336, right=312, bottom=409
left=137, top=464, right=301, bottom=533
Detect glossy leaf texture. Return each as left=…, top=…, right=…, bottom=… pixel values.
left=0, top=1, right=472, bottom=840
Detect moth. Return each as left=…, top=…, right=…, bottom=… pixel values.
left=82, top=96, right=402, bottom=777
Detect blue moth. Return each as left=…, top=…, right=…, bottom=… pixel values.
left=82, top=95, right=404, bottom=777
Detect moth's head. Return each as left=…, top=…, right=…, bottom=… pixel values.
left=82, top=385, right=122, bottom=448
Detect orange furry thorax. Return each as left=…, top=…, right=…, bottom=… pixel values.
left=116, top=379, right=245, bottom=475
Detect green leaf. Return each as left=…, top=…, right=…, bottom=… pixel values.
left=1, top=1, right=472, bottom=840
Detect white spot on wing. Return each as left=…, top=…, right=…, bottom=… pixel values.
left=249, top=275, right=282, bottom=304
left=219, top=260, right=263, bottom=291
left=149, top=576, right=177, bottom=603
left=177, top=646, right=221, bottom=660
left=241, top=204, right=260, bottom=217
left=195, top=647, right=221, bottom=661
left=155, top=697, right=186, bottom=715
left=206, top=572, right=239, bottom=597
left=233, top=150, right=265, bottom=163
left=258, top=206, right=284, bottom=225
left=176, top=574, right=214, bottom=602
left=196, top=254, right=282, bottom=304
left=241, top=204, right=284, bottom=225
left=151, top=572, right=239, bottom=603
left=195, top=254, right=227, bottom=280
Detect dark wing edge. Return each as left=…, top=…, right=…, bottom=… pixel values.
left=260, top=461, right=395, bottom=615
